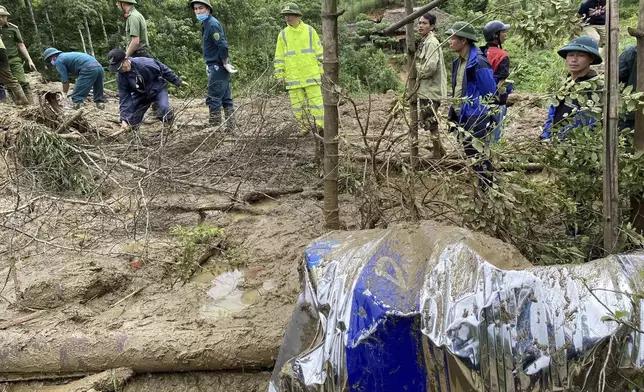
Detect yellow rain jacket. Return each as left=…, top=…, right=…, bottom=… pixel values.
left=274, top=22, right=323, bottom=90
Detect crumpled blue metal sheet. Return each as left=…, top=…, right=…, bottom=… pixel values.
left=269, top=222, right=644, bottom=392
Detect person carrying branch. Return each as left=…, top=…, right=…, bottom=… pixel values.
left=415, top=12, right=447, bottom=157
left=0, top=35, right=28, bottom=106
left=43, top=48, right=106, bottom=110
left=539, top=36, right=602, bottom=140
left=190, top=0, right=237, bottom=130
left=108, top=49, right=188, bottom=131
left=446, top=21, right=497, bottom=188
left=0, top=6, right=37, bottom=104
left=274, top=2, right=324, bottom=136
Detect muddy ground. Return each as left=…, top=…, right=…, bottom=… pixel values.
left=0, top=75, right=546, bottom=391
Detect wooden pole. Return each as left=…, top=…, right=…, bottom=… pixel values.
left=627, top=0, right=644, bottom=232
left=322, top=0, right=341, bottom=230
left=382, top=0, right=448, bottom=35
left=404, top=0, right=419, bottom=167
left=603, top=0, right=619, bottom=254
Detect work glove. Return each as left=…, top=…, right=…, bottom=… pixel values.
left=223, top=63, right=238, bottom=74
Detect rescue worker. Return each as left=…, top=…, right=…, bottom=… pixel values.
left=107, top=49, right=188, bottom=130
left=274, top=3, right=324, bottom=135
left=481, top=20, right=512, bottom=141
left=0, top=6, right=37, bottom=103
left=190, top=0, right=236, bottom=129
left=578, top=0, right=605, bottom=57
left=539, top=36, right=602, bottom=140
left=0, top=35, right=28, bottom=105
left=446, top=21, right=497, bottom=188
left=415, top=12, right=447, bottom=157
left=44, top=48, right=105, bottom=109
left=618, top=44, right=637, bottom=131
left=116, top=0, right=151, bottom=58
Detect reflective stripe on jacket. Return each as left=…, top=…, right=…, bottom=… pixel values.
left=274, top=22, right=323, bottom=90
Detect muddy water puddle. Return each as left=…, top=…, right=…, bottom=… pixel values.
left=196, top=268, right=277, bottom=320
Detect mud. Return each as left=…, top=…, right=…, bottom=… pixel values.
left=0, top=73, right=552, bottom=390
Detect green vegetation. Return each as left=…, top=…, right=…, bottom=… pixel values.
left=17, top=125, right=95, bottom=195
left=171, top=224, right=224, bottom=283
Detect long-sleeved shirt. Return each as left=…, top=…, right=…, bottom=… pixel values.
left=117, top=57, right=182, bottom=122
left=52, top=52, right=101, bottom=83
left=415, top=31, right=447, bottom=101
left=200, top=15, right=229, bottom=66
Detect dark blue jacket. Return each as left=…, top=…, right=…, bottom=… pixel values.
left=448, top=46, right=497, bottom=124
left=540, top=71, right=599, bottom=139
left=117, top=57, right=182, bottom=122
left=201, top=15, right=229, bottom=66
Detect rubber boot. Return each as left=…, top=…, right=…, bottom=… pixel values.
left=8, top=85, right=29, bottom=106
left=223, top=107, right=235, bottom=132
left=0, top=85, right=6, bottom=103
left=22, top=85, right=34, bottom=105
left=209, top=110, right=222, bottom=128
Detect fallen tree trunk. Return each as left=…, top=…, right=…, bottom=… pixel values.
left=0, top=327, right=279, bottom=377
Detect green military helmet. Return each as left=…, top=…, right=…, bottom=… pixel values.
left=280, top=3, right=302, bottom=16
left=43, top=47, right=62, bottom=62
left=0, top=6, right=11, bottom=16
left=445, top=21, right=478, bottom=42
left=189, top=0, right=212, bottom=11
left=557, top=35, right=603, bottom=65
left=117, top=0, right=137, bottom=4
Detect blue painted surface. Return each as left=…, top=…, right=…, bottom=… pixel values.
left=346, top=240, right=429, bottom=392
left=304, top=239, right=339, bottom=268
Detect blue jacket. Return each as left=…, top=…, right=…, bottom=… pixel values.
left=448, top=45, right=497, bottom=123
left=117, top=57, right=182, bottom=122
left=540, top=71, right=599, bottom=139
left=201, top=15, right=229, bottom=66
left=54, top=52, right=101, bottom=83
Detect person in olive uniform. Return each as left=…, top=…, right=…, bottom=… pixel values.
left=0, top=5, right=37, bottom=103
left=0, top=35, right=28, bottom=105
left=115, top=0, right=151, bottom=58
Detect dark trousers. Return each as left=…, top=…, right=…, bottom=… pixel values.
left=129, top=89, right=173, bottom=126
left=72, top=65, right=105, bottom=104
left=460, top=115, right=494, bottom=188
left=206, top=63, right=233, bottom=113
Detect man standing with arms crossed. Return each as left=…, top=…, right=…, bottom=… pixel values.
left=274, top=3, right=324, bottom=136
left=0, top=6, right=37, bottom=104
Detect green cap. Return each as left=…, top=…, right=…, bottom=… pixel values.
left=557, top=35, right=602, bottom=65
left=445, top=21, right=478, bottom=42
left=280, top=3, right=302, bottom=16
left=0, top=6, right=11, bottom=16
left=189, top=0, right=212, bottom=11
left=117, top=0, right=137, bottom=4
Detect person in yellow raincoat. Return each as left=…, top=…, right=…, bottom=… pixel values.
left=274, top=3, right=324, bottom=135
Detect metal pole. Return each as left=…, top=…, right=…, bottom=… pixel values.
left=603, top=0, right=619, bottom=254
